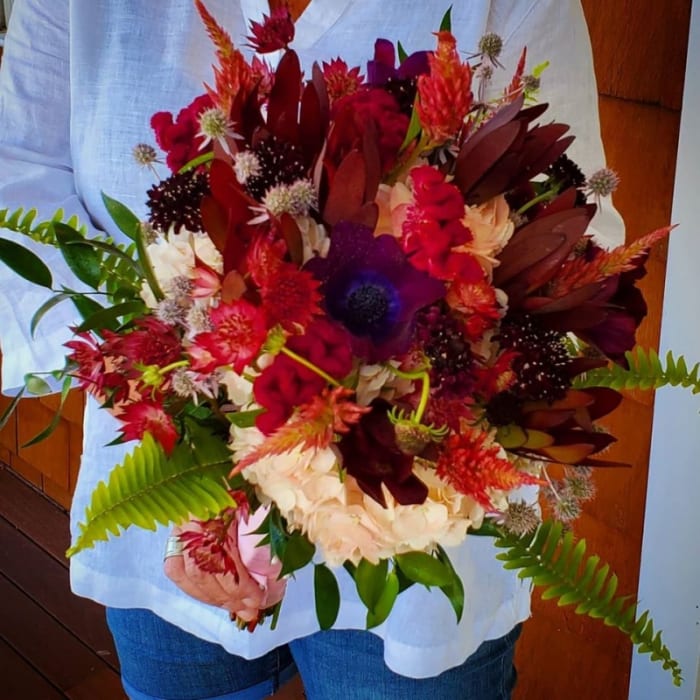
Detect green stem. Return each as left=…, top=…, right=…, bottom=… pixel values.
left=160, top=360, right=190, bottom=375
left=178, top=151, right=215, bottom=173
left=515, top=188, right=556, bottom=216
left=280, top=347, right=341, bottom=387
left=384, top=366, right=431, bottom=423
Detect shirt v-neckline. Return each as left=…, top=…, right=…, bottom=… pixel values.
left=239, top=0, right=352, bottom=49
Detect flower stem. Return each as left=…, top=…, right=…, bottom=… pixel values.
left=384, top=365, right=431, bottom=423
left=280, top=347, right=341, bottom=387
left=178, top=151, right=215, bottom=173
left=160, top=360, right=190, bottom=375
left=515, top=188, right=557, bottom=216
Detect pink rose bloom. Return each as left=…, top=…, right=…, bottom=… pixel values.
left=165, top=503, right=286, bottom=628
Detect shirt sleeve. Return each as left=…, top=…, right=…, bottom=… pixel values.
left=0, top=0, right=98, bottom=392
left=487, top=0, right=625, bottom=248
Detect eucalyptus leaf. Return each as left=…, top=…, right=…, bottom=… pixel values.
left=0, top=238, right=52, bottom=288
left=395, top=551, right=452, bottom=587
left=102, top=192, right=140, bottom=241
left=314, top=564, right=340, bottom=630
left=53, top=222, right=102, bottom=290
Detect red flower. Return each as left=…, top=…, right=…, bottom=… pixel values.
left=190, top=300, right=267, bottom=374
left=103, top=317, right=182, bottom=369
left=259, top=263, right=322, bottom=332
left=151, top=94, right=214, bottom=172
left=417, top=31, right=473, bottom=143
left=402, top=166, right=482, bottom=282
left=322, top=58, right=364, bottom=104
left=64, top=331, right=108, bottom=394
left=329, top=88, right=409, bottom=173
left=117, top=400, right=179, bottom=454
left=253, top=319, right=354, bottom=434
left=246, top=8, right=295, bottom=53
left=446, top=278, right=502, bottom=340
left=436, top=426, right=540, bottom=509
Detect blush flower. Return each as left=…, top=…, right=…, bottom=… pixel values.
left=305, top=222, right=444, bottom=361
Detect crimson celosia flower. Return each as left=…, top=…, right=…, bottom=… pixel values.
left=246, top=8, right=295, bottom=54
left=402, top=166, right=483, bottom=282
left=436, top=425, right=540, bottom=509
left=322, top=58, right=364, bottom=104
left=416, top=31, right=473, bottom=143
left=329, top=88, right=409, bottom=173
left=151, top=94, right=214, bottom=172
left=253, top=319, right=354, bottom=435
left=189, top=300, right=267, bottom=373
left=338, top=399, right=428, bottom=507
left=117, top=400, right=179, bottom=454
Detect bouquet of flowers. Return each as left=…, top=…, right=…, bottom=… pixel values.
left=0, top=1, right=691, bottom=684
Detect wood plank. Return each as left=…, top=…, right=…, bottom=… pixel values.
left=0, top=637, right=65, bottom=700
left=582, top=0, right=691, bottom=110
left=0, top=515, right=119, bottom=668
left=0, top=465, right=70, bottom=564
left=0, top=573, right=120, bottom=694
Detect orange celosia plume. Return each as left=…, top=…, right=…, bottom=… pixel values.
left=417, top=31, right=473, bottom=143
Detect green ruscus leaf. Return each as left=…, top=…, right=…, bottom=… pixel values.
left=314, top=563, right=340, bottom=630
left=0, top=238, right=52, bottom=288
left=67, top=426, right=236, bottom=556
left=395, top=551, right=452, bottom=587
left=494, top=521, right=683, bottom=686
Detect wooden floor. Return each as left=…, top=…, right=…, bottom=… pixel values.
left=0, top=464, right=127, bottom=700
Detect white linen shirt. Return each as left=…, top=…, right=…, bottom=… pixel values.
left=0, top=0, right=623, bottom=678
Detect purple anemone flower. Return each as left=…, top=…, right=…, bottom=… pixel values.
left=367, top=38, right=430, bottom=85
left=305, top=222, right=445, bottom=362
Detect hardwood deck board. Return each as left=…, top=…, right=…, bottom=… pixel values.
left=0, top=637, right=65, bottom=700
left=0, top=572, right=121, bottom=694
left=0, top=465, right=71, bottom=565
left=0, top=515, right=118, bottom=668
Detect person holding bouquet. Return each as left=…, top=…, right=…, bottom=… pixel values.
left=0, top=1, right=624, bottom=698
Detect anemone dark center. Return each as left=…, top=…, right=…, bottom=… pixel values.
left=345, top=282, right=390, bottom=331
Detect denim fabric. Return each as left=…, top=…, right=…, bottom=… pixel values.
left=107, top=607, right=521, bottom=700
left=289, top=625, right=521, bottom=700
left=106, top=608, right=297, bottom=700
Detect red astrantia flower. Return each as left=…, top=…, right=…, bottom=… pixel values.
left=322, top=58, right=364, bottom=104
left=151, top=94, right=214, bottom=172
left=118, top=400, right=179, bottom=454
left=102, top=317, right=182, bottom=369
left=64, top=331, right=108, bottom=394
left=402, top=166, right=483, bottom=282
left=417, top=31, right=473, bottom=143
left=190, top=300, right=267, bottom=374
left=246, top=7, right=295, bottom=54
left=436, top=425, right=540, bottom=509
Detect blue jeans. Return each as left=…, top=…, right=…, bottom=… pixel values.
left=106, top=608, right=521, bottom=700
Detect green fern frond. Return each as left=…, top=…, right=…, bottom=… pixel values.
left=573, top=347, right=700, bottom=394
left=68, top=428, right=236, bottom=556
left=0, top=206, right=87, bottom=243
left=495, top=521, right=682, bottom=686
